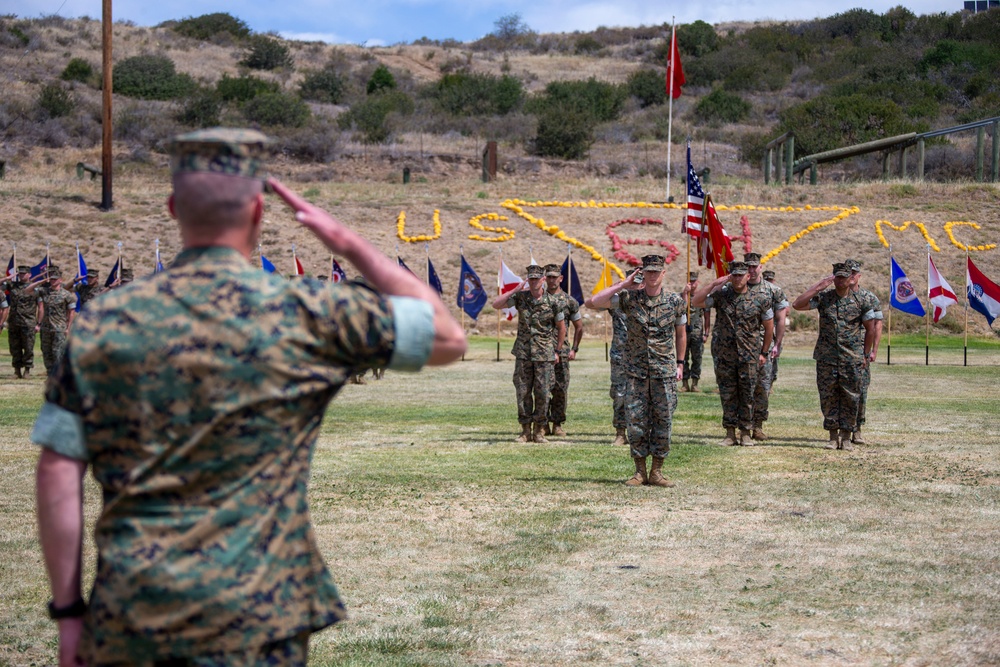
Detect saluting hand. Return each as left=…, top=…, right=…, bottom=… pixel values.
left=269, top=178, right=360, bottom=257
left=622, top=270, right=643, bottom=291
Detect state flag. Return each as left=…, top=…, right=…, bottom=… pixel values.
left=498, top=260, right=522, bottom=321
left=427, top=257, right=443, bottom=295
left=560, top=254, right=584, bottom=305
left=591, top=259, right=617, bottom=295
left=330, top=257, right=347, bottom=283
left=927, top=255, right=958, bottom=323
left=967, top=257, right=1000, bottom=326
left=261, top=254, right=276, bottom=273
left=890, top=257, right=925, bottom=317
left=457, top=255, right=487, bottom=320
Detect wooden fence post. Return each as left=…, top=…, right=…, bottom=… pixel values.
left=918, top=138, right=925, bottom=181
left=976, top=126, right=985, bottom=182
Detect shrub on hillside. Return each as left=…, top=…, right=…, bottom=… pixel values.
left=532, top=106, right=595, bottom=160
left=432, top=72, right=523, bottom=116
left=693, top=89, right=750, bottom=125
left=280, top=117, right=343, bottom=162
left=113, top=54, right=196, bottom=100
left=38, top=82, right=74, bottom=118
left=216, top=74, right=279, bottom=102
left=574, top=36, right=603, bottom=55
left=173, top=13, right=250, bottom=41
left=242, top=92, right=310, bottom=127
left=60, top=57, right=93, bottom=83
left=299, top=67, right=345, bottom=104
left=528, top=78, right=626, bottom=123
left=241, top=35, right=293, bottom=71
left=366, top=65, right=396, bottom=95
left=677, top=20, right=718, bottom=57
left=736, top=131, right=772, bottom=166
left=779, top=94, right=915, bottom=155
left=626, top=69, right=666, bottom=108
left=176, top=88, right=221, bottom=127
left=338, top=91, right=413, bottom=144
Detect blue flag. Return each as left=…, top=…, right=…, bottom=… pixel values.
left=29, top=256, right=48, bottom=280
left=105, top=258, right=120, bottom=287
left=330, top=257, right=347, bottom=283
left=457, top=255, right=487, bottom=320
left=4, top=254, right=13, bottom=280
left=76, top=250, right=88, bottom=284
left=261, top=254, right=276, bottom=274
left=890, top=257, right=925, bottom=317
left=560, top=255, right=584, bottom=305
left=154, top=247, right=164, bottom=274
left=397, top=256, right=415, bottom=276
left=427, top=257, right=443, bottom=295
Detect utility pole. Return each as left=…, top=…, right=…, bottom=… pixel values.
left=101, top=0, right=113, bottom=210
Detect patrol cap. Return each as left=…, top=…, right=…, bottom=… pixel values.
left=317, top=275, right=329, bottom=281
left=641, top=255, right=665, bottom=272
left=17, top=265, right=30, bottom=274
left=729, top=261, right=748, bottom=275
left=845, top=258, right=862, bottom=273
left=762, top=269, right=776, bottom=280
left=48, top=266, right=62, bottom=279
left=743, top=253, right=762, bottom=266
left=169, top=127, right=271, bottom=179
left=689, top=271, right=699, bottom=281
left=833, top=263, right=851, bottom=277
left=525, top=265, right=544, bottom=279
left=120, top=267, right=134, bottom=282
left=543, top=263, right=561, bottom=277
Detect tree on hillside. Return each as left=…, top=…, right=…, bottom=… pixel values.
left=492, top=13, right=534, bottom=49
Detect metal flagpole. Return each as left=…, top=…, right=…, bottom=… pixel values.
left=665, top=18, right=676, bottom=202
left=460, top=244, right=466, bottom=362
left=887, top=244, right=892, bottom=365
left=925, top=244, right=930, bottom=365
left=11, top=242, right=16, bottom=282
left=291, top=243, right=297, bottom=276
left=497, top=248, right=502, bottom=362
left=963, top=249, right=970, bottom=367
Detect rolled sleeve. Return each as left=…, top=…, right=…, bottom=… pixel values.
left=763, top=308, right=774, bottom=321
left=704, top=295, right=715, bottom=308
left=386, top=296, right=434, bottom=372
left=863, top=309, right=881, bottom=322
left=676, top=313, right=687, bottom=326
left=807, top=296, right=820, bottom=310
left=31, top=401, right=88, bottom=461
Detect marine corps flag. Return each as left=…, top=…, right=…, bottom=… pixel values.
left=665, top=24, right=685, bottom=99
left=700, top=194, right=735, bottom=278
left=457, top=255, right=487, bottom=320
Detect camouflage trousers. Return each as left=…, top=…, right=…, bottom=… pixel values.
left=610, top=358, right=626, bottom=429
left=713, top=358, right=759, bottom=430
left=817, top=361, right=863, bottom=431
left=856, top=364, right=871, bottom=428
left=99, top=631, right=309, bottom=667
left=753, top=354, right=774, bottom=426
left=514, top=359, right=554, bottom=425
left=625, top=374, right=678, bottom=459
left=548, top=355, right=571, bottom=425
left=683, top=334, right=704, bottom=381
left=771, top=356, right=780, bottom=385
left=40, top=329, right=68, bottom=374
left=8, top=325, right=36, bottom=370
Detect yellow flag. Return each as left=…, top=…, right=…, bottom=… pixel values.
left=591, top=259, right=616, bottom=295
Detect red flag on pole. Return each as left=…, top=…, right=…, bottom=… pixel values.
left=666, top=27, right=685, bottom=99
left=701, top=194, right=734, bottom=277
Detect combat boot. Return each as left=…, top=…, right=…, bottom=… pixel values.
left=691, top=380, right=699, bottom=392
left=682, top=378, right=690, bottom=392
left=739, top=428, right=755, bottom=447
left=839, top=429, right=854, bottom=451
left=647, top=457, right=674, bottom=487
left=851, top=429, right=866, bottom=445
left=516, top=423, right=531, bottom=443
left=625, top=457, right=648, bottom=486
left=543, top=423, right=552, bottom=436
left=752, top=424, right=768, bottom=441
left=21, top=368, right=29, bottom=379
left=552, top=423, right=567, bottom=437
left=14, top=368, right=22, bottom=379
left=720, top=427, right=737, bottom=447
left=611, top=428, right=627, bottom=447
left=532, top=423, right=548, bottom=443
left=825, top=430, right=839, bottom=450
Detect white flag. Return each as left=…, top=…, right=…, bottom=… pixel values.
left=928, top=255, right=958, bottom=323
left=498, top=260, right=522, bottom=321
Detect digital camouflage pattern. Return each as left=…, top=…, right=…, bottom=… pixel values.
left=683, top=306, right=707, bottom=382
left=547, top=289, right=581, bottom=426
left=44, top=246, right=400, bottom=663
left=853, top=287, right=883, bottom=428
left=617, top=289, right=685, bottom=458
left=5, top=281, right=39, bottom=370
left=609, top=304, right=627, bottom=429
left=169, top=128, right=271, bottom=179
left=808, top=288, right=876, bottom=431
left=509, top=291, right=563, bottom=362
left=76, top=280, right=108, bottom=307
left=707, top=284, right=774, bottom=429
left=514, top=358, right=555, bottom=426
left=748, top=279, right=789, bottom=426
left=39, top=284, right=76, bottom=373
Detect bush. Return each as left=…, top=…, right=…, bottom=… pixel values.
left=173, top=13, right=251, bottom=41
left=242, top=91, right=310, bottom=127
left=337, top=91, right=413, bottom=144
left=626, top=69, right=666, bottom=108
left=737, top=131, right=772, bottom=165
left=241, top=35, right=293, bottom=70
left=533, top=106, right=595, bottom=159
left=366, top=65, right=396, bottom=95
left=528, top=77, right=626, bottom=123
left=432, top=72, right=523, bottom=116
left=176, top=88, right=221, bottom=127
left=113, top=54, right=196, bottom=100
left=574, top=35, right=603, bottom=55
left=677, top=20, right=718, bottom=57
left=38, top=82, right=74, bottom=118
left=280, top=117, right=342, bottom=162
left=779, top=94, right=915, bottom=155
left=693, top=89, right=751, bottom=125
left=216, top=74, right=279, bottom=102
left=299, top=67, right=345, bottom=104
left=60, top=57, right=93, bottom=83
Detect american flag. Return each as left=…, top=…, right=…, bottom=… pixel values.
left=684, top=143, right=705, bottom=239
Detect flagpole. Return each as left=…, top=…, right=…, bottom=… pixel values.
left=460, top=244, right=466, bottom=362
left=964, top=249, right=970, bottom=367
left=665, top=18, right=676, bottom=203
left=496, top=248, right=502, bottom=363
left=291, top=243, right=297, bottom=277
left=604, top=256, right=609, bottom=362
left=925, top=244, right=930, bottom=366
left=11, top=242, right=16, bottom=282
left=887, top=244, right=892, bottom=366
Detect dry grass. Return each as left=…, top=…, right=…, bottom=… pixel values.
left=2, top=335, right=999, bottom=666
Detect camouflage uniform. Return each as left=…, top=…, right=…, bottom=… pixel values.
left=38, top=279, right=76, bottom=374
left=683, top=306, right=707, bottom=383
left=609, top=303, right=628, bottom=430
left=75, top=272, right=108, bottom=308
left=31, top=128, right=440, bottom=665
left=7, top=269, right=40, bottom=373
left=706, top=282, right=774, bottom=430
left=763, top=270, right=780, bottom=386
left=853, top=287, right=883, bottom=430
left=616, top=288, right=686, bottom=459
left=546, top=287, right=581, bottom=428
left=748, top=278, right=788, bottom=429
left=510, top=289, right=564, bottom=427
left=808, top=286, right=876, bottom=432
left=32, top=246, right=436, bottom=664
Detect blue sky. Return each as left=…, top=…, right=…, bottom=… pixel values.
left=12, top=1, right=957, bottom=46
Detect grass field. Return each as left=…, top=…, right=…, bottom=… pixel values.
left=1, top=333, right=999, bottom=666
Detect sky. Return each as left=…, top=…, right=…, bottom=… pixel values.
left=8, top=0, right=960, bottom=46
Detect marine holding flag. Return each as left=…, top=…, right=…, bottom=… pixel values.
left=544, top=262, right=584, bottom=437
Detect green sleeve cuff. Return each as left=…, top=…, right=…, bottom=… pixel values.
left=31, top=402, right=88, bottom=461
left=387, top=296, right=434, bottom=372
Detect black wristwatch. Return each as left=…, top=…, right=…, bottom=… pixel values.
left=572, top=346, right=579, bottom=353
left=48, top=598, right=87, bottom=620
left=677, top=360, right=685, bottom=366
